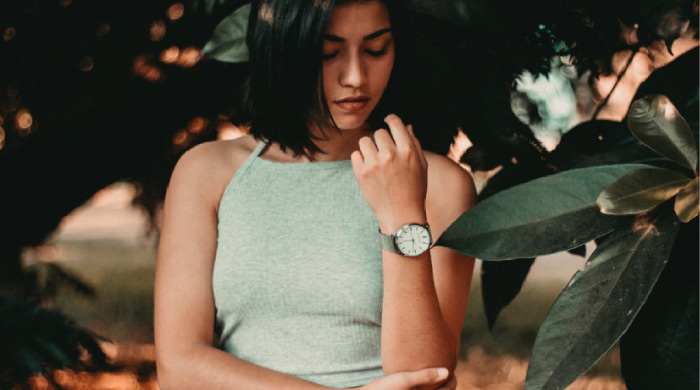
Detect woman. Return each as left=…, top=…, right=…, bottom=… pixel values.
left=154, top=1, right=477, bottom=389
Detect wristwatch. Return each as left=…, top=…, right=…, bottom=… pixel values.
left=379, top=223, right=432, bottom=257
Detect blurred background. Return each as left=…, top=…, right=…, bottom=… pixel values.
left=1, top=0, right=697, bottom=389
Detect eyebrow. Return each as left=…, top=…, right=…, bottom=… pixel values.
left=323, top=27, right=392, bottom=42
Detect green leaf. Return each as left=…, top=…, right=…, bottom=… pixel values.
left=627, top=95, right=698, bottom=171
left=435, top=164, right=648, bottom=260
left=201, top=4, right=251, bottom=63
left=524, top=209, right=681, bottom=390
left=674, top=176, right=699, bottom=222
left=620, top=219, right=699, bottom=390
left=597, top=167, right=691, bottom=215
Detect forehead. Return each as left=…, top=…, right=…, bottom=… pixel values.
left=325, top=1, right=391, bottom=37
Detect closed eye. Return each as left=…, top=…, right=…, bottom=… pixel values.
left=322, top=52, right=339, bottom=60
left=366, top=49, right=387, bottom=57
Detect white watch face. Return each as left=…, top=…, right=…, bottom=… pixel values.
left=395, top=224, right=431, bottom=256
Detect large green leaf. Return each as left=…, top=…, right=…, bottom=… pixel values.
left=597, top=167, right=691, bottom=215
left=674, top=176, right=699, bottom=222
left=524, top=208, right=681, bottom=390
left=627, top=95, right=698, bottom=171
left=435, top=164, right=648, bottom=260
left=201, top=3, right=251, bottom=63
left=620, top=219, right=699, bottom=390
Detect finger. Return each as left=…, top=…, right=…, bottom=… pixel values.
left=384, top=114, right=414, bottom=151
left=395, top=367, right=450, bottom=388
left=350, top=150, right=364, bottom=174
left=358, top=136, right=378, bottom=164
left=373, top=128, right=396, bottom=156
left=435, top=375, right=457, bottom=390
left=407, top=124, right=428, bottom=169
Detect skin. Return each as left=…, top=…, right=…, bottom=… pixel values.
left=154, top=1, right=477, bottom=390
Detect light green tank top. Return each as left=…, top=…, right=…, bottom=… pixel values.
left=212, top=138, right=385, bottom=388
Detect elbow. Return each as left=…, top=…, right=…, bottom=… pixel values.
left=156, top=346, right=194, bottom=390
left=382, top=339, right=457, bottom=375
left=156, top=356, right=179, bottom=390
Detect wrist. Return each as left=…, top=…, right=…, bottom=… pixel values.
left=377, top=209, right=428, bottom=234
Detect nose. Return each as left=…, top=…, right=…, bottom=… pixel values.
left=339, top=52, right=367, bottom=88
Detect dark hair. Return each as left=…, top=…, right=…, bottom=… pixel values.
left=237, top=0, right=407, bottom=157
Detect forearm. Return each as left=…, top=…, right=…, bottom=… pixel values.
left=157, top=343, right=333, bottom=390
left=379, top=212, right=456, bottom=375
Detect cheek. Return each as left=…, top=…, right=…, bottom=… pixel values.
left=374, top=54, right=394, bottom=91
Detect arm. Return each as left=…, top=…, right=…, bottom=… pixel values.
left=154, top=142, right=330, bottom=390
left=351, top=116, right=476, bottom=389
left=154, top=141, right=452, bottom=390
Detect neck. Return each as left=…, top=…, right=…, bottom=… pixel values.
left=304, top=123, right=371, bottom=162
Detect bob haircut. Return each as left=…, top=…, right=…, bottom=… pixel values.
left=238, top=0, right=408, bottom=158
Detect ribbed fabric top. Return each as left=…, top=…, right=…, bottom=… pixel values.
left=212, top=139, right=385, bottom=388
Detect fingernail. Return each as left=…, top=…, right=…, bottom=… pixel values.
left=384, top=113, right=395, bottom=121
left=437, top=368, right=448, bottom=379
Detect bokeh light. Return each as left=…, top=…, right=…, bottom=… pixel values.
left=79, top=56, right=94, bottom=72
left=176, top=46, right=201, bottom=68
left=16, top=108, right=33, bottom=133
left=27, top=375, right=50, bottom=390
left=187, top=117, right=207, bottom=134
left=150, top=20, right=166, bottom=42
left=96, top=23, right=110, bottom=37
left=160, top=46, right=180, bottom=64
left=3, top=27, right=16, bottom=41
left=132, top=55, right=163, bottom=82
left=172, top=129, right=191, bottom=146
left=217, top=121, right=249, bottom=140
left=447, top=127, right=473, bottom=169
left=167, top=2, right=185, bottom=21
left=0, top=127, right=5, bottom=150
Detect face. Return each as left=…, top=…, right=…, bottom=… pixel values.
left=320, top=0, right=395, bottom=131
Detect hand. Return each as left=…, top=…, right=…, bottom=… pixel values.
left=352, top=367, right=450, bottom=390
left=351, top=114, right=428, bottom=234
left=435, top=375, right=457, bottom=390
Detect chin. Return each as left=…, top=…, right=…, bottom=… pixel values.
left=330, top=109, right=373, bottom=131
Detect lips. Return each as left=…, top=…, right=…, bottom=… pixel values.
left=334, top=96, right=370, bottom=112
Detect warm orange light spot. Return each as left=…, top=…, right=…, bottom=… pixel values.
left=3, top=27, right=15, bottom=41
left=53, top=369, right=74, bottom=388
left=94, top=372, right=140, bottom=390
left=150, top=20, right=166, bottom=42
left=59, top=0, right=73, bottom=7
left=79, top=56, right=94, bottom=72
left=160, top=46, right=180, bottom=63
left=446, top=127, right=473, bottom=170
left=167, top=2, right=185, bottom=21
left=96, top=23, right=110, bottom=37
left=28, top=375, right=50, bottom=390
left=16, top=109, right=33, bottom=130
left=188, top=117, right=207, bottom=134
left=217, top=121, right=249, bottom=140
left=177, top=46, right=201, bottom=68
left=172, top=129, right=190, bottom=145
left=132, top=55, right=164, bottom=82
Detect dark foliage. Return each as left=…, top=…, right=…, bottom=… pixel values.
left=620, top=217, right=699, bottom=390
left=0, top=0, right=249, bottom=269
left=481, top=258, right=535, bottom=330
left=0, top=294, right=109, bottom=388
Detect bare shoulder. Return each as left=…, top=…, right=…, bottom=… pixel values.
left=168, top=135, right=261, bottom=209
left=424, top=151, right=476, bottom=206
left=423, top=151, right=477, bottom=234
